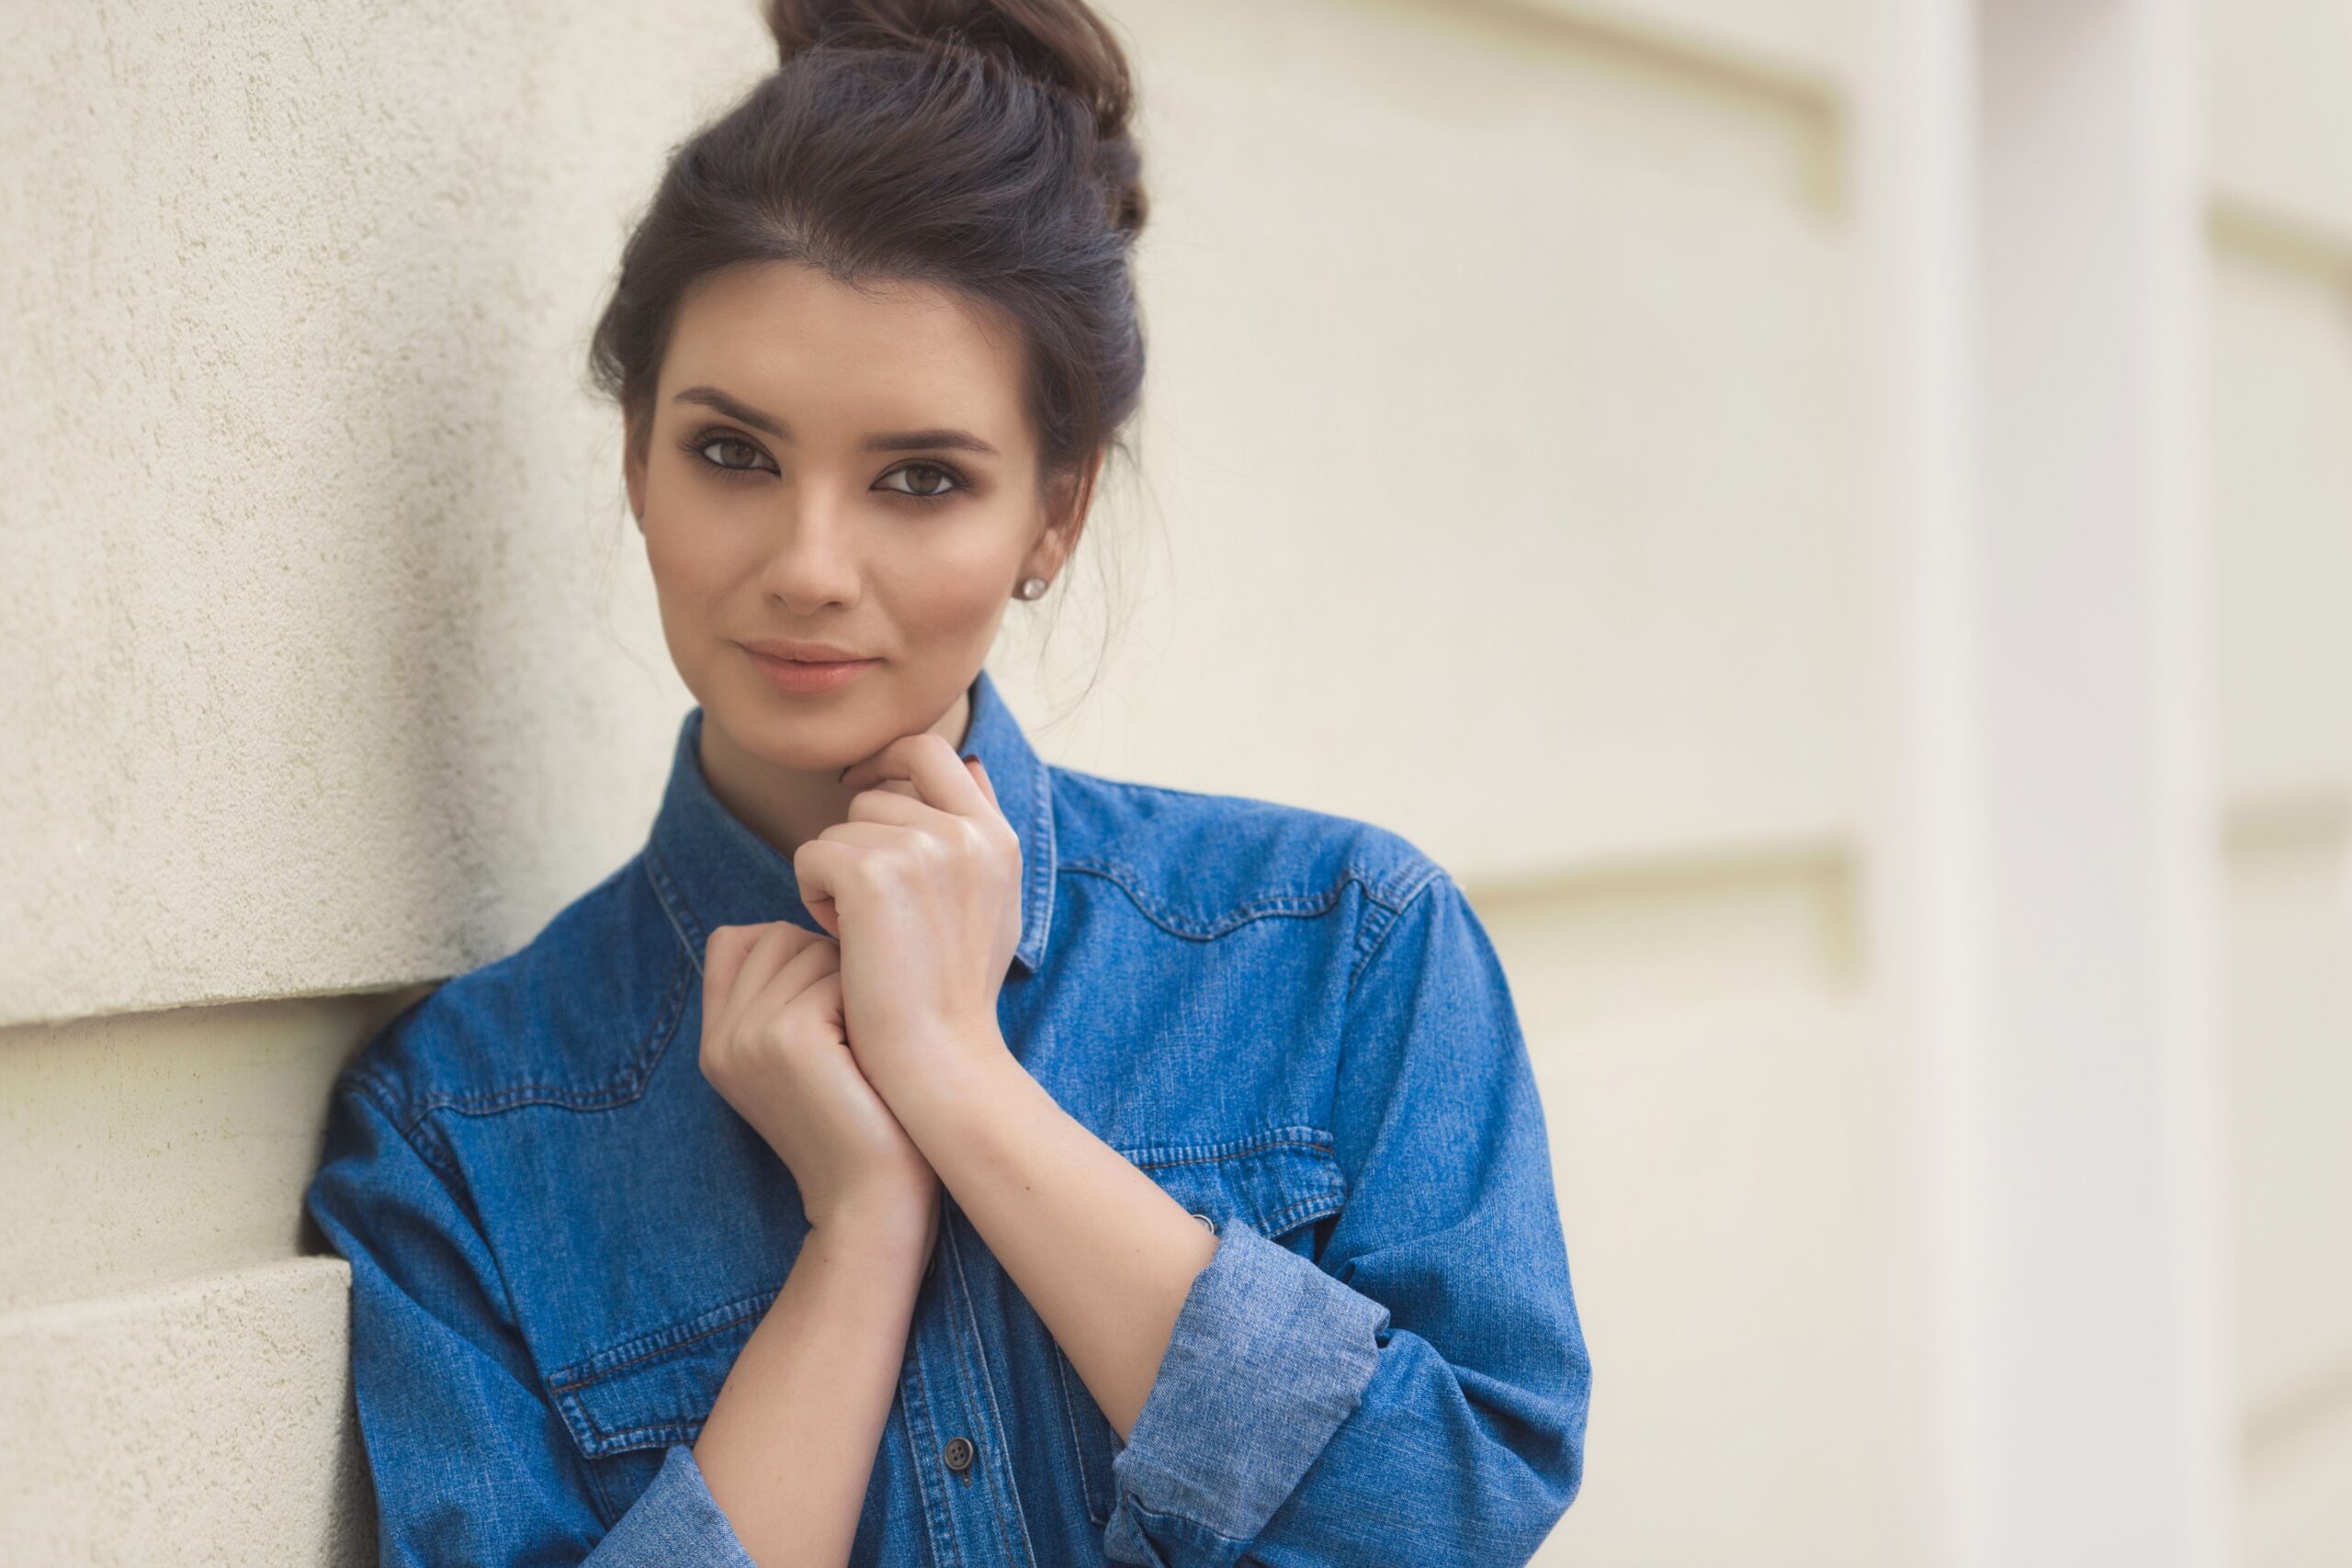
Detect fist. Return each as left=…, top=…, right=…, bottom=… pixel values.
left=787, top=738, right=1023, bottom=1100
left=697, top=920, right=936, bottom=1233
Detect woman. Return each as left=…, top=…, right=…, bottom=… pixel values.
left=305, top=2, right=1590, bottom=1563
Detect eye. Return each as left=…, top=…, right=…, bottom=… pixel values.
left=876, top=461, right=970, bottom=503
left=683, top=429, right=775, bottom=478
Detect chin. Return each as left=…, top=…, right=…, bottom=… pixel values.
left=704, top=680, right=872, bottom=768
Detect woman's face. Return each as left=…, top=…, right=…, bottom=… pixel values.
left=626, top=260, right=1085, bottom=777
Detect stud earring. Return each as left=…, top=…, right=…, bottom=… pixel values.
left=1014, top=576, right=1049, bottom=601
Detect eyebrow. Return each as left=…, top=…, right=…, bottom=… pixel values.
left=672, top=386, right=1003, bottom=458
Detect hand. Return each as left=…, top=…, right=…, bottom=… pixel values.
left=789, top=734, right=1023, bottom=1103
left=697, top=920, right=938, bottom=1236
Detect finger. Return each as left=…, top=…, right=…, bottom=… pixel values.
left=739, top=931, right=842, bottom=1043
left=791, top=838, right=871, bottom=938
left=966, top=756, right=999, bottom=811
left=719, top=922, right=812, bottom=1028
left=837, top=733, right=989, bottom=818
left=704, top=924, right=754, bottom=1022
left=709, top=921, right=783, bottom=1031
left=717, top=921, right=819, bottom=1036
left=778, top=972, right=863, bottom=1090
left=845, top=778, right=1003, bottom=860
left=844, top=785, right=944, bottom=829
left=779, top=968, right=848, bottom=1045
left=814, top=819, right=910, bottom=851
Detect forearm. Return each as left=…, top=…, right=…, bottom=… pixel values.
left=692, top=1214, right=927, bottom=1568
left=887, top=1047, right=1216, bottom=1441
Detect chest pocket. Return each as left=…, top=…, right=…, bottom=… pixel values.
left=544, top=1283, right=777, bottom=1528
left=1053, top=1129, right=1350, bottom=1529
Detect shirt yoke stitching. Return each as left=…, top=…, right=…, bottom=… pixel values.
left=356, top=949, right=695, bottom=1128
left=1056, top=854, right=1434, bottom=943
left=1346, top=861, right=1449, bottom=998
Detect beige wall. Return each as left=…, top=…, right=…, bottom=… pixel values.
left=1, top=0, right=2345, bottom=1562
left=2207, top=3, right=2352, bottom=1561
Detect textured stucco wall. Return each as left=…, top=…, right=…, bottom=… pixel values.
left=0, top=1258, right=370, bottom=1563
left=0, top=988, right=426, bottom=1315
left=0, top=0, right=764, bottom=1029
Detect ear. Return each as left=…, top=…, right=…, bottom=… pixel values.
left=623, top=409, right=650, bottom=529
left=1073, top=446, right=1105, bottom=525
left=1034, top=448, right=1104, bottom=576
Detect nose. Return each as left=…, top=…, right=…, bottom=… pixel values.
left=759, top=486, right=862, bottom=615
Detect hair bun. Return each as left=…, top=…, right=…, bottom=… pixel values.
left=763, top=0, right=1136, bottom=147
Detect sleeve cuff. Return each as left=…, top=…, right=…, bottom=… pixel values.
left=1105, top=1220, right=1388, bottom=1560
left=584, top=1442, right=760, bottom=1565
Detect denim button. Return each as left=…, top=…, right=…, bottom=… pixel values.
left=1190, top=1211, right=1217, bottom=1235
left=942, top=1436, right=974, bottom=1473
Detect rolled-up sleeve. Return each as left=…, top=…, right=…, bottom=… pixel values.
left=1102, top=867, right=1591, bottom=1568
left=304, top=1072, right=760, bottom=1567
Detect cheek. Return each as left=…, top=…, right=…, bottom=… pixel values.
left=639, top=525, right=696, bottom=595
left=869, top=530, right=1016, bottom=639
left=640, top=502, right=742, bottom=605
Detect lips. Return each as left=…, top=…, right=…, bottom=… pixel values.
left=743, top=644, right=878, bottom=696
left=741, top=638, right=869, bottom=663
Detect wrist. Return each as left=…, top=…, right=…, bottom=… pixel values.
left=864, top=1017, right=1014, bottom=1113
left=883, top=1036, right=1033, bottom=1163
left=800, top=1216, right=933, bottom=1288
left=808, top=1187, right=934, bottom=1267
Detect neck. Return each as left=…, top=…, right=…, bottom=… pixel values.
left=697, top=687, right=974, bottom=862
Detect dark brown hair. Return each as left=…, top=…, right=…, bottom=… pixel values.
left=587, top=0, right=1148, bottom=528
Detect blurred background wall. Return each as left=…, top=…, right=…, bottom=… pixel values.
left=0, top=0, right=2344, bottom=1562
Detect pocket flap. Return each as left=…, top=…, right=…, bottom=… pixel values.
left=1115, top=1126, right=1347, bottom=1240
left=546, top=1284, right=775, bottom=1459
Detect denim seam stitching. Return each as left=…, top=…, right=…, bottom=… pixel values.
left=578, top=1413, right=705, bottom=1448
left=1057, top=851, right=1433, bottom=939
left=1345, top=862, right=1447, bottom=998
left=1057, top=858, right=1346, bottom=939
left=339, top=1071, right=464, bottom=1191
left=1327, top=867, right=1453, bottom=1211
left=643, top=840, right=708, bottom=976
left=1049, top=769, right=1431, bottom=900
left=410, top=953, right=694, bottom=1121
left=1019, top=753, right=1057, bottom=972
left=549, top=1283, right=785, bottom=1393
left=578, top=1447, right=620, bottom=1529
left=1115, top=1126, right=1336, bottom=1168
left=948, top=1212, right=1042, bottom=1568
left=1051, top=1341, right=1111, bottom=1526
left=1126, top=1138, right=1332, bottom=1171
left=1257, top=1187, right=1348, bottom=1234
left=900, top=1348, right=969, bottom=1568
left=1125, top=1494, right=1253, bottom=1551
left=338, top=1079, right=583, bottom=1514
left=937, top=1213, right=1035, bottom=1568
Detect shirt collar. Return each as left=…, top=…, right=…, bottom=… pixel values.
left=643, top=664, right=1058, bottom=982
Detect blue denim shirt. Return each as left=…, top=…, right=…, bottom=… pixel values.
left=305, top=666, right=1590, bottom=1566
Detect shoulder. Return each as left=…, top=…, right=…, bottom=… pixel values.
left=1046, top=762, right=1448, bottom=940
left=334, top=852, right=694, bottom=1124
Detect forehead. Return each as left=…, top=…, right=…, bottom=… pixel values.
left=660, top=262, right=1026, bottom=439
